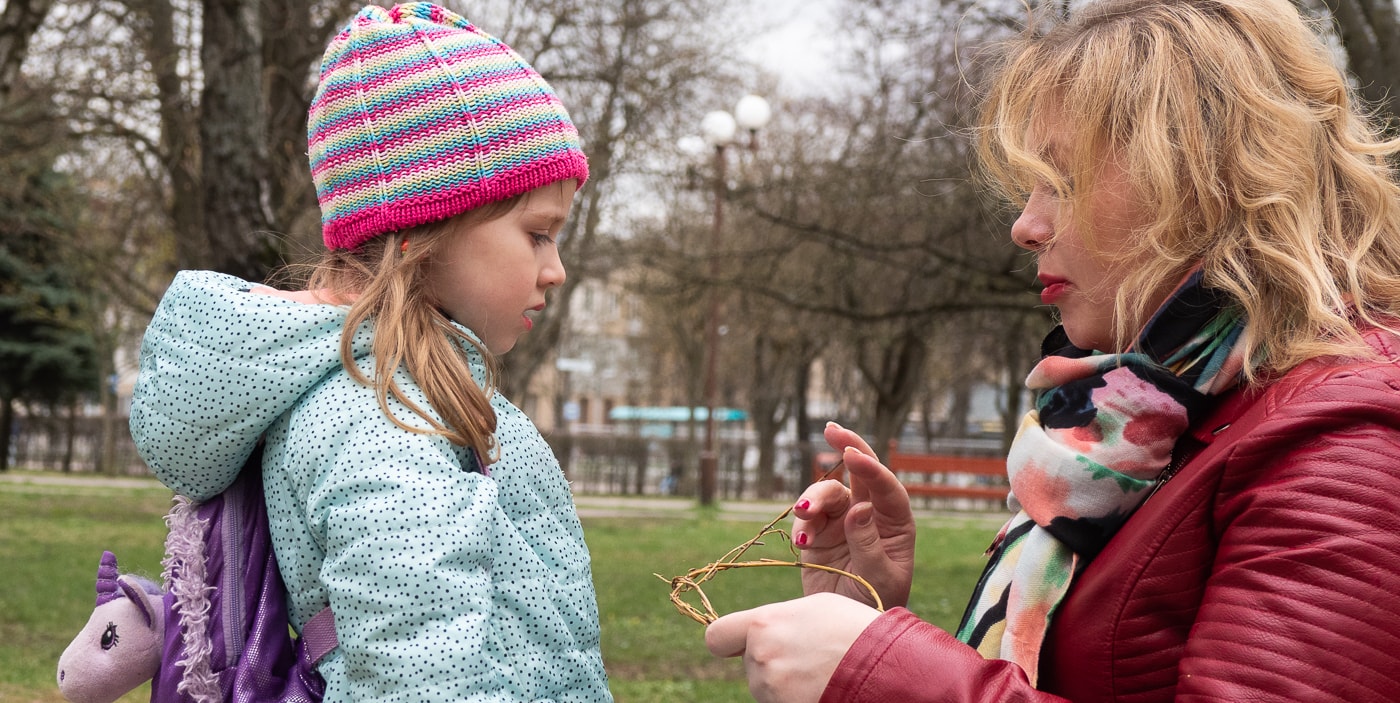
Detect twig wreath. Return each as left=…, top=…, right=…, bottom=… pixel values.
left=655, top=461, right=885, bottom=625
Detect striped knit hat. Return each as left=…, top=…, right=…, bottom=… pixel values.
left=308, top=3, right=589, bottom=250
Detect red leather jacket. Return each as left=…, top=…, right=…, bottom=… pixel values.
left=822, top=329, right=1400, bottom=702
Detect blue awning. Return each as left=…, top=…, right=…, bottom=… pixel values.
left=607, top=406, right=747, bottom=422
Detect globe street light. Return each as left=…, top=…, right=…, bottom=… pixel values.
left=696, top=94, right=770, bottom=506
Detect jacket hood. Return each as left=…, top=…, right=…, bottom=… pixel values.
left=130, top=270, right=372, bottom=500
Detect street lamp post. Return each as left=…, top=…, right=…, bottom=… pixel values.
left=695, top=95, right=770, bottom=506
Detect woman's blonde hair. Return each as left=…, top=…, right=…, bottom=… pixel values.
left=306, top=195, right=524, bottom=463
left=978, top=0, right=1400, bottom=380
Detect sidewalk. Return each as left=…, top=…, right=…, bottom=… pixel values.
left=0, top=472, right=795, bottom=520
left=1, top=471, right=1005, bottom=526
left=570, top=494, right=797, bottom=521
left=0, top=470, right=160, bottom=490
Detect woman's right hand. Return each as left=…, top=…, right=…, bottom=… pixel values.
left=792, top=422, right=916, bottom=609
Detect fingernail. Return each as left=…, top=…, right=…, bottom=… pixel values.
left=795, top=499, right=810, bottom=511
left=796, top=531, right=809, bottom=546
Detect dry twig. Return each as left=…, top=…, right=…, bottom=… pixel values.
left=655, top=461, right=885, bottom=625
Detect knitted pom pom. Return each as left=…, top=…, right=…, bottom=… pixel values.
left=308, top=2, right=589, bottom=250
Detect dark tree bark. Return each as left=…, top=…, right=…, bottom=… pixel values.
left=0, top=0, right=53, bottom=106
left=261, top=0, right=356, bottom=258
left=748, top=332, right=795, bottom=499
left=140, top=0, right=205, bottom=274
left=200, top=0, right=279, bottom=282
left=1319, top=0, right=1400, bottom=131
left=0, top=399, right=12, bottom=471
left=859, top=330, right=929, bottom=463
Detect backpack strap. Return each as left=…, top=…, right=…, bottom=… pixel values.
left=301, top=606, right=338, bottom=666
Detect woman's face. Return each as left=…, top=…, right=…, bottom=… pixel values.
left=1010, top=114, right=1176, bottom=353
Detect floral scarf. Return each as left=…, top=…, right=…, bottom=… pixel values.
left=955, top=268, right=1247, bottom=685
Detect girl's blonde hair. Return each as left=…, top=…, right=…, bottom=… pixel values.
left=307, top=195, right=524, bottom=463
left=978, top=0, right=1400, bottom=381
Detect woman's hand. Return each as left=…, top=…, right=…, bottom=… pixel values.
left=706, top=592, right=881, bottom=703
left=793, top=422, right=916, bottom=609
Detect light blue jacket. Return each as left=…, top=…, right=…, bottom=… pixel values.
left=130, top=271, right=610, bottom=702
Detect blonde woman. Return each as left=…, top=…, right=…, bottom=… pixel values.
left=706, top=1, right=1400, bottom=700
left=129, top=4, right=610, bottom=700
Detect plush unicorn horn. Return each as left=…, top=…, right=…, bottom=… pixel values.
left=57, top=551, right=165, bottom=703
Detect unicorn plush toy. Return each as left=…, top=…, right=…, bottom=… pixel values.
left=57, top=551, right=165, bottom=703
left=55, top=466, right=333, bottom=703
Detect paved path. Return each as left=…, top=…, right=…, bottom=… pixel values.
left=1, top=471, right=1005, bottom=526
left=1, top=471, right=159, bottom=490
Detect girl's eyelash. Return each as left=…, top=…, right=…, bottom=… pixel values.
left=530, top=232, right=553, bottom=246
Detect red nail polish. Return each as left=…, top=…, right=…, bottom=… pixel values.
left=795, top=499, right=810, bottom=511
left=796, top=532, right=809, bottom=547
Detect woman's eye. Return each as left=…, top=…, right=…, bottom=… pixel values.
left=530, top=232, right=553, bottom=247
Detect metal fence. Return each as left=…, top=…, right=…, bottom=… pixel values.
left=8, top=416, right=806, bottom=501
left=6, top=413, right=147, bottom=476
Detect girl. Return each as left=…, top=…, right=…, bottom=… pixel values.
left=129, top=4, right=610, bottom=701
left=705, top=0, right=1400, bottom=701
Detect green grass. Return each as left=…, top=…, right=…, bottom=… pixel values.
left=1, top=478, right=171, bottom=703
left=1, top=476, right=997, bottom=703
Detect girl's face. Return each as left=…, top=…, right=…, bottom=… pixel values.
left=1010, top=115, right=1175, bottom=353
left=426, top=180, right=577, bottom=354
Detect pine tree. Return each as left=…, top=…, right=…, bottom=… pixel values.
left=0, top=94, right=97, bottom=471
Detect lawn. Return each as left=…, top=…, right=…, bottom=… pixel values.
left=0, top=475, right=998, bottom=703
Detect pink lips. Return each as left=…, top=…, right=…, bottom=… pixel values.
left=1038, top=275, right=1068, bottom=305
left=523, top=304, right=545, bottom=332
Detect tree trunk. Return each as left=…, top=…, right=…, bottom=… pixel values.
left=0, top=0, right=54, bottom=106
left=142, top=0, right=204, bottom=273
left=101, top=385, right=120, bottom=475
left=749, top=334, right=791, bottom=499
left=87, top=300, right=118, bottom=475
left=62, top=398, right=77, bottom=473
left=862, top=330, right=928, bottom=463
left=792, top=355, right=815, bottom=496
left=201, top=0, right=278, bottom=281
left=1322, top=0, right=1400, bottom=131
left=0, top=397, right=13, bottom=471
left=999, top=314, right=1035, bottom=454
left=754, top=416, right=781, bottom=499
left=261, top=0, right=338, bottom=257
left=947, top=379, right=972, bottom=439
left=632, top=440, right=646, bottom=495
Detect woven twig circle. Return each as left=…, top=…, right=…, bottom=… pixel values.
left=656, top=461, right=885, bottom=624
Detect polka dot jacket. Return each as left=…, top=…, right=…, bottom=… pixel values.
left=130, top=271, right=611, bottom=702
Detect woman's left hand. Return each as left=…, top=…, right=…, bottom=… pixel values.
left=706, top=592, right=881, bottom=703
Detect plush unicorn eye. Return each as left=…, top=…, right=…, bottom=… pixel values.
left=101, top=622, right=120, bottom=650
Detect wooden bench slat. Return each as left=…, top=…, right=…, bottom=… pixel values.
left=810, top=443, right=1009, bottom=506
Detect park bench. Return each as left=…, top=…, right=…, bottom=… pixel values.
left=812, top=441, right=1010, bottom=509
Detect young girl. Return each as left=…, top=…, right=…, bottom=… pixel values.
left=129, top=4, right=610, bottom=701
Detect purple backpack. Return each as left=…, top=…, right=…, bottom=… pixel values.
left=58, top=445, right=336, bottom=703
left=155, top=456, right=335, bottom=702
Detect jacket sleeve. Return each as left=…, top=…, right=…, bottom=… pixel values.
left=820, top=609, right=1066, bottom=703
left=823, top=365, right=1400, bottom=702
left=307, top=417, right=511, bottom=702
left=1174, top=367, right=1400, bottom=700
